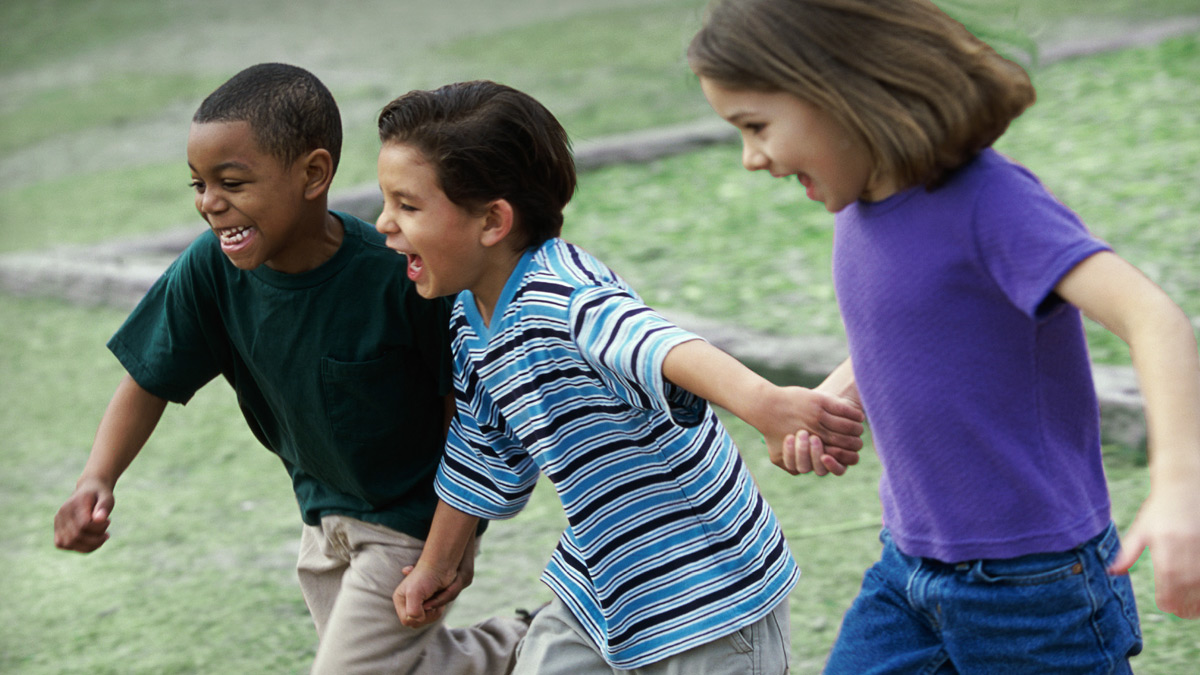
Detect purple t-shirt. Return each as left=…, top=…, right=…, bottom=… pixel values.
left=833, top=149, right=1113, bottom=562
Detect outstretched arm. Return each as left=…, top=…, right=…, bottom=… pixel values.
left=1057, top=251, right=1200, bottom=619
left=662, top=339, right=865, bottom=475
left=54, top=373, right=168, bottom=552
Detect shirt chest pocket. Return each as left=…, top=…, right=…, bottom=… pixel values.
left=321, top=349, right=421, bottom=444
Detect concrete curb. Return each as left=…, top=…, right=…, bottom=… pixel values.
left=0, top=113, right=1151, bottom=451
left=9, top=15, right=1195, bottom=449
left=660, top=309, right=1147, bottom=452
left=0, top=115, right=741, bottom=309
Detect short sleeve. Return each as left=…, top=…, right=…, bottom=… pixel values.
left=435, top=408, right=540, bottom=520
left=107, top=238, right=225, bottom=403
left=972, top=161, right=1111, bottom=319
left=569, top=285, right=705, bottom=422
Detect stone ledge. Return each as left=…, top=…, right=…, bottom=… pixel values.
left=0, top=116, right=1150, bottom=451
left=663, top=309, right=1147, bottom=451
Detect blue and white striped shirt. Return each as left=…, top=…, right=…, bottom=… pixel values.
left=436, top=238, right=799, bottom=669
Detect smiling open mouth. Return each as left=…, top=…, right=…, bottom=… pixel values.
left=216, top=225, right=253, bottom=246
left=406, top=253, right=424, bottom=281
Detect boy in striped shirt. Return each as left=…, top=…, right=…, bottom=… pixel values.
left=374, top=80, right=865, bottom=673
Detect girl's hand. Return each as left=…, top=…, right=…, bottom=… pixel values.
left=758, top=386, right=864, bottom=475
left=1110, top=483, right=1200, bottom=619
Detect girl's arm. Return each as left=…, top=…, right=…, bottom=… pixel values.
left=661, top=339, right=865, bottom=475
left=815, top=357, right=861, bottom=407
left=1056, top=251, right=1200, bottom=619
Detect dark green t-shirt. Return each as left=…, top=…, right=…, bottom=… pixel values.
left=109, top=212, right=454, bottom=539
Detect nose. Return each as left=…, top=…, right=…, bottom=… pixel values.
left=375, top=205, right=397, bottom=235
left=741, top=139, right=768, bottom=172
left=197, top=187, right=227, bottom=215
left=375, top=206, right=410, bottom=250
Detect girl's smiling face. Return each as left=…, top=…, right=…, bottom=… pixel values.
left=699, top=77, right=895, bottom=213
left=375, top=142, right=490, bottom=300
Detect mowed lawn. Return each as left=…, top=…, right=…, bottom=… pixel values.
left=3, top=0, right=1199, bottom=672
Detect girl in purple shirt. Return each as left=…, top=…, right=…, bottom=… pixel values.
left=689, top=0, right=1200, bottom=672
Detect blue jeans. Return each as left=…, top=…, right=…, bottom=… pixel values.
left=824, top=523, right=1142, bottom=674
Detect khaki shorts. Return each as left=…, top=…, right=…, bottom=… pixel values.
left=297, top=514, right=527, bottom=675
left=512, top=594, right=791, bottom=674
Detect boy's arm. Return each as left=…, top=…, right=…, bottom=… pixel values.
left=661, top=339, right=865, bottom=475
left=54, top=373, right=168, bottom=552
left=393, top=499, right=481, bottom=628
left=1056, top=251, right=1200, bottom=619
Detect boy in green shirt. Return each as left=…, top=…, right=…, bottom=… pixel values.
left=53, top=63, right=525, bottom=674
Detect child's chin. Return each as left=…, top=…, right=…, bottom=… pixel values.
left=223, top=254, right=261, bottom=270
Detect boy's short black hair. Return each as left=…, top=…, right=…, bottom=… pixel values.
left=377, top=80, right=576, bottom=251
left=194, top=63, right=342, bottom=173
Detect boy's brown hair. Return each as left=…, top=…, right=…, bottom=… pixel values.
left=688, top=0, right=1035, bottom=189
left=377, top=80, right=576, bottom=250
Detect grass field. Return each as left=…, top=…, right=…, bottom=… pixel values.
left=3, top=1, right=1199, bottom=673
left=3, top=292, right=1197, bottom=673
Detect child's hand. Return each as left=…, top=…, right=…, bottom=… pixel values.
left=420, top=536, right=478, bottom=612
left=782, top=430, right=850, bottom=476
left=53, top=479, right=114, bottom=553
left=757, top=386, right=865, bottom=476
left=1110, top=483, right=1200, bottom=619
left=393, top=561, right=457, bottom=628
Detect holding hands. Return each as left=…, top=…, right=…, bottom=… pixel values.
left=753, top=385, right=864, bottom=476
left=661, top=340, right=865, bottom=477
left=393, top=504, right=482, bottom=628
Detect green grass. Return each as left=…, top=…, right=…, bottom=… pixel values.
left=3, top=292, right=1197, bottom=673
left=0, top=72, right=222, bottom=156
left=4, top=1, right=1200, bottom=672
left=0, top=161, right=199, bottom=253
left=429, top=2, right=711, bottom=138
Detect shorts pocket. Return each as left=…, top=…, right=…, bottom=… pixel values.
left=726, top=623, right=755, bottom=655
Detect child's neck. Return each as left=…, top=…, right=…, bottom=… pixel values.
left=471, top=246, right=525, bottom=327
left=266, top=208, right=343, bottom=274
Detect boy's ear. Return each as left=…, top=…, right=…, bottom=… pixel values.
left=300, top=149, right=335, bottom=200
left=479, top=199, right=515, bottom=249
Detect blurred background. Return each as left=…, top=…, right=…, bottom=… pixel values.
left=2, top=1, right=1198, bottom=672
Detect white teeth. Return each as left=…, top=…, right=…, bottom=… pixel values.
left=218, top=226, right=251, bottom=244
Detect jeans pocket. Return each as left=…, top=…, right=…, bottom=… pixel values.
left=1081, top=524, right=1143, bottom=642
left=971, top=552, right=1083, bottom=587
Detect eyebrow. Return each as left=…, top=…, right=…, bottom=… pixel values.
left=188, top=160, right=253, bottom=173
left=725, top=111, right=755, bottom=125
left=381, top=186, right=422, bottom=203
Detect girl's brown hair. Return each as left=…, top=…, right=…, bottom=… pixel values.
left=688, top=0, right=1035, bottom=189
